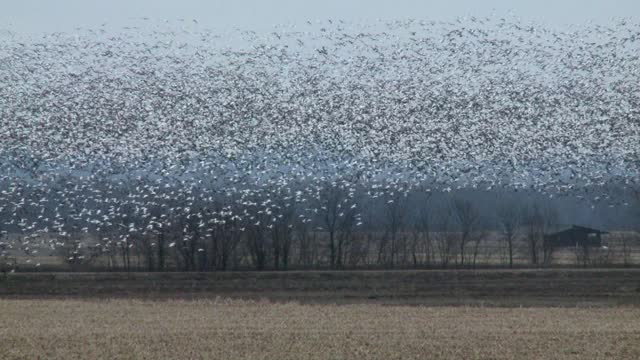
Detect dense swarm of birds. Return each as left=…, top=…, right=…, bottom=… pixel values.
left=0, top=18, right=638, bottom=269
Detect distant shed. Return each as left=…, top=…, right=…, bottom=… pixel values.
left=544, top=225, right=608, bottom=248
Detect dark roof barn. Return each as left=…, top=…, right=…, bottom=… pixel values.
left=544, top=225, right=608, bottom=248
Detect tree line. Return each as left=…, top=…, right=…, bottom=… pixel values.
left=42, top=191, right=640, bottom=271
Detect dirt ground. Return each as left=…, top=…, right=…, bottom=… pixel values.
left=3, top=269, right=640, bottom=306
left=1, top=298, right=639, bottom=360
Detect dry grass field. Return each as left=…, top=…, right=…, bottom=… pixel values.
left=1, top=298, right=639, bottom=360
left=3, top=270, right=640, bottom=359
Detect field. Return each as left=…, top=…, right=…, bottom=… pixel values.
left=3, top=269, right=640, bottom=305
left=2, top=299, right=640, bottom=359
left=2, top=269, right=640, bottom=359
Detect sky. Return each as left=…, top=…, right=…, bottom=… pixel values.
left=1, top=0, right=639, bottom=35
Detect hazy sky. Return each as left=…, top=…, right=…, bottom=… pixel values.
left=2, top=0, right=639, bottom=35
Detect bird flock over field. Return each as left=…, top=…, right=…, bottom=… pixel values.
left=0, top=18, right=638, bottom=265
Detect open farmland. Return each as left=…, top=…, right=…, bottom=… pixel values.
left=2, top=269, right=640, bottom=305
left=3, top=269, right=640, bottom=359
left=1, top=298, right=640, bottom=360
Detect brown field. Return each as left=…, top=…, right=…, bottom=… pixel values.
left=3, top=269, right=640, bottom=306
left=2, top=270, right=640, bottom=359
left=1, top=298, right=640, bottom=360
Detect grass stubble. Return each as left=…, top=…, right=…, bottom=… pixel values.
left=1, top=298, right=639, bottom=360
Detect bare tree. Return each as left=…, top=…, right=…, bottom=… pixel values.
left=523, top=203, right=544, bottom=266
left=271, top=202, right=295, bottom=270
left=450, top=197, right=481, bottom=267
left=611, top=232, right=637, bottom=267
left=433, top=208, right=456, bottom=268
left=346, top=232, right=369, bottom=267
left=316, top=182, right=347, bottom=268
left=412, top=193, right=434, bottom=267
left=523, top=202, right=558, bottom=267
left=336, top=204, right=358, bottom=267
left=176, top=211, right=204, bottom=271
left=470, top=229, right=489, bottom=268
left=209, top=217, right=243, bottom=271
left=246, top=211, right=270, bottom=271
left=295, top=217, right=313, bottom=268
left=315, top=181, right=358, bottom=269
left=379, top=191, right=407, bottom=267
left=541, top=204, right=559, bottom=266
left=496, top=200, right=522, bottom=268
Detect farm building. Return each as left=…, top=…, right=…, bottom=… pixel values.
left=544, top=225, right=608, bottom=248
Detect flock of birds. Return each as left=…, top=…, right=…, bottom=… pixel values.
left=0, top=17, right=638, bottom=265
